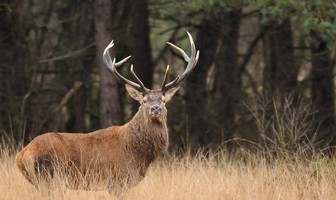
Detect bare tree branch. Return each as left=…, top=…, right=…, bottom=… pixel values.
left=39, top=43, right=95, bottom=63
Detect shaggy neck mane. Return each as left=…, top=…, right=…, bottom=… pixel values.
left=126, top=106, right=168, bottom=160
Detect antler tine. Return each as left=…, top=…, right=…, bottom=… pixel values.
left=161, top=65, right=170, bottom=90
left=161, top=65, right=180, bottom=91
left=163, top=32, right=199, bottom=91
left=103, top=40, right=149, bottom=92
left=130, top=65, right=148, bottom=91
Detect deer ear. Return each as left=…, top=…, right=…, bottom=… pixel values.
left=164, top=87, right=180, bottom=102
left=125, top=84, right=142, bottom=101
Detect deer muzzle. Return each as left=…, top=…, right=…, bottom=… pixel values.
left=150, top=105, right=162, bottom=116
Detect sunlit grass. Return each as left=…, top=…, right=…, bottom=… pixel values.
left=1, top=146, right=336, bottom=200
left=2, top=98, right=335, bottom=199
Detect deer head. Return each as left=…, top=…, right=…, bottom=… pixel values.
left=103, top=32, right=199, bottom=123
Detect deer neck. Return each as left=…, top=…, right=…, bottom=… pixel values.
left=128, top=106, right=168, bottom=135
left=127, top=106, right=169, bottom=157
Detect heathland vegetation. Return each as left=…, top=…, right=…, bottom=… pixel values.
left=1, top=145, right=336, bottom=199
left=1, top=0, right=336, bottom=199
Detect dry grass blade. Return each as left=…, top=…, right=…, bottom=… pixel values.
left=2, top=146, right=336, bottom=200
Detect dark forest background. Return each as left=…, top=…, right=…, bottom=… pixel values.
left=0, top=0, right=335, bottom=154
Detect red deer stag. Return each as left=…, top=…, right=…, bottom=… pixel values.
left=15, top=32, right=199, bottom=192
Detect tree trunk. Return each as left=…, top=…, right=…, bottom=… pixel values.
left=95, top=0, right=121, bottom=127
left=212, top=10, right=241, bottom=144
left=186, top=18, right=221, bottom=151
left=0, top=0, right=29, bottom=143
left=310, top=37, right=335, bottom=147
left=188, top=10, right=241, bottom=150
left=130, top=0, right=153, bottom=89
left=263, top=18, right=298, bottom=102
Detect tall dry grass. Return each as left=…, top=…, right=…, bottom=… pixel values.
left=1, top=146, right=336, bottom=200
left=2, top=98, right=336, bottom=199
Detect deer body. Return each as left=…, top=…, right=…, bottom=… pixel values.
left=16, top=103, right=168, bottom=186
left=15, top=32, right=199, bottom=191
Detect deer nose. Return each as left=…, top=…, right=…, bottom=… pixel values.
left=151, top=105, right=161, bottom=115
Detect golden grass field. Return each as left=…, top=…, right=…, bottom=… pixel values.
left=1, top=147, right=336, bottom=200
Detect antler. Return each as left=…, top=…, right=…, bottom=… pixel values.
left=161, top=32, right=200, bottom=92
left=103, top=41, right=149, bottom=92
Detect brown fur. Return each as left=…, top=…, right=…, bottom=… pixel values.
left=15, top=88, right=177, bottom=191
